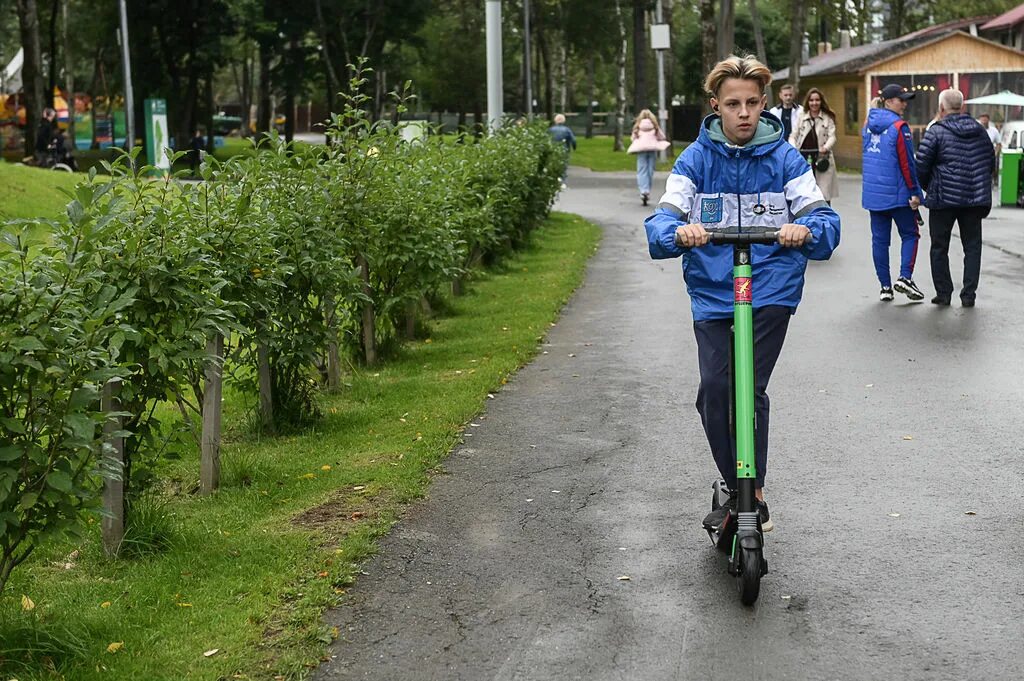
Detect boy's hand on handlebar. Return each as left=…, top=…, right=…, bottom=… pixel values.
left=674, top=223, right=710, bottom=248
left=778, top=223, right=811, bottom=248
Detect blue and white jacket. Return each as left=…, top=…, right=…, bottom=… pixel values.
left=861, top=108, right=923, bottom=211
left=644, top=111, right=841, bottom=321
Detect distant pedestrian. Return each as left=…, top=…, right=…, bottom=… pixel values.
left=34, top=107, right=57, bottom=165
left=627, top=109, right=670, bottom=206
left=976, top=112, right=1001, bottom=185
left=547, top=114, right=577, bottom=188
left=190, top=129, right=205, bottom=175
left=916, top=89, right=995, bottom=308
left=861, top=83, right=926, bottom=303
left=768, top=84, right=802, bottom=145
left=789, top=88, right=838, bottom=204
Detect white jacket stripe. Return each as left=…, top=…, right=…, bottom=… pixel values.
left=784, top=169, right=827, bottom=216
left=658, top=173, right=696, bottom=221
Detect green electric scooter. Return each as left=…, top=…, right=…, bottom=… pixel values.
left=703, top=226, right=780, bottom=606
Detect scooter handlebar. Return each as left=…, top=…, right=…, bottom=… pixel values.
left=708, top=228, right=781, bottom=245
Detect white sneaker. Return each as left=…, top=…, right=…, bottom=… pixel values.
left=894, top=277, right=924, bottom=301
left=879, top=286, right=894, bottom=302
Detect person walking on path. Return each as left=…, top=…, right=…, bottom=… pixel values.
left=628, top=109, right=670, bottom=206
left=34, top=107, right=57, bottom=166
left=789, top=87, right=839, bottom=204
left=916, top=89, right=995, bottom=308
left=768, top=84, right=802, bottom=145
left=861, top=83, right=926, bottom=302
left=644, top=55, right=840, bottom=532
left=547, top=114, right=577, bottom=188
left=977, top=112, right=1001, bottom=186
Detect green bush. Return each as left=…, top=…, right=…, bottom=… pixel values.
left=0, top=62, right=563, bottom=598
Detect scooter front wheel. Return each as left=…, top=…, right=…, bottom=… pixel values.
left=738, top=547, right=762, bottom=605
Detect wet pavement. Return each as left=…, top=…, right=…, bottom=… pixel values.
left=313, top=167, right=1024, bottom=681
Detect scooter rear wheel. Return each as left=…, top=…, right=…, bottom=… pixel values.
left=738, top=547, right=762, bottom=606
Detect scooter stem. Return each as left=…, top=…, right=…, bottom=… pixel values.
left=732, top=244, right=756, bottom=514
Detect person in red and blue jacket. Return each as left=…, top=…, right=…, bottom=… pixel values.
left=644, top=55, right=840, bottom=532
left=861, top=83, right=926, bottom=302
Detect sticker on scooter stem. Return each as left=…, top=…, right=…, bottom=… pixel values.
left=735, top=277, right=752, bottom=304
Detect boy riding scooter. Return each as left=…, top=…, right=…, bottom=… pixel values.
left=643, top=56, right=840, bottom=533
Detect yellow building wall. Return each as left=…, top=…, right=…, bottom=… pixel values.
left=799, top=76, right=865, bottom=170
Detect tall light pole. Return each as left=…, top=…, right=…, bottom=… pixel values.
left=524, top=0, right=533, bottom=120
left=486, top=0, right=504, bottom=131
left=652, top=1, right=670, bottom=161
left=117, top=0, right=135, bottom=151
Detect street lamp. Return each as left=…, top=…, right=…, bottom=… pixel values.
left=117, top=0, right=135, bottom=152
left=651, top=1, right=670, bottom=161
left=486, top=0, right=503, bottom=131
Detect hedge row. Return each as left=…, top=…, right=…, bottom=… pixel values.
left=0, top=74, right=565, bottom=596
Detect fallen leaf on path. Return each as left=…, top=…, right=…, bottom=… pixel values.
left=107, top=642, right=124, bottom=654
left=965, top=511, right=977, bottom=515
left=203, top=649, right=220, bottom=657
left=352, top=485, right=366, bottom=491
left=902, top=436, right=913, bottom=441
left=617, top=575, right=631, bottom=581
left=101, top=601, right=112, bottom=608
left=21, top=595, right=35, bottom=611
left=888, top=513, right=901, bottom=518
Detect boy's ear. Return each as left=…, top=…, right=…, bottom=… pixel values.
left=710, top=97, right=719, bottom=112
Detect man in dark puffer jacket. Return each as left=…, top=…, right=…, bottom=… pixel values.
left=916, top=88, right=995, bottom=307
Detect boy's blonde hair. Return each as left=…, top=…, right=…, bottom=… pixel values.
left=703, top=55, right=772, bottom=97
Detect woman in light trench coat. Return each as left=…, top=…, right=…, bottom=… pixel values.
left=788, top=87, right=839, bottom=203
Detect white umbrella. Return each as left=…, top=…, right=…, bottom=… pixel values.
left=964, top=90, right=1024, bottom=106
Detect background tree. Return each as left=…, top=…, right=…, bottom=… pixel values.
left=15, top=0, right=43, bottom=156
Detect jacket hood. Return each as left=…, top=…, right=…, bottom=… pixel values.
left=700, top=111, right=784, bottom=156
left=937, top=113, right=986, bottom=139
left=867, top=107, right=902, bottom=134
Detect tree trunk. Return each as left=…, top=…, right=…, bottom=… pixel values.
left=257, top=43, right=272, bottom=134
left=47, top=0, right=58, bottom=108
left=788, top=0, right=807, bottom=98
left=633, top=0, right=647, bottom=113
left=16, top=0, right=44, bottom=158
left=614, top=0, right=627, bottom=152
left=748, top=0, right=770, bottom=104
left=537, top=24, right=554, bottom=121
left=585, top=54, right=596, bottom=138
left=358, top=255, right=377, bottom=366
left=313, top=0, right=339, bottom=118
left=717, top=0, right=734, bottom=60
left=62, top=0, right=74, bottom=144
left=699, top=0, right=716, bottom=80
left=205, top=66, right=215, bottom=154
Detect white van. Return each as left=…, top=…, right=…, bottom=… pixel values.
left=1001, top=121, right=1024, bottom=150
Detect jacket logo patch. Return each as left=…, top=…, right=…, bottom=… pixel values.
left=867, top=133, right=881, bottom=153
left=700, top=197, right=723, bottom=223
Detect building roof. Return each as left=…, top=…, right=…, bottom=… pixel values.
left=981, top=2, right=1024, bottom=31
left=772, top=35, right=934, bottom=81
left=773, top=28, right=1024, bottom=82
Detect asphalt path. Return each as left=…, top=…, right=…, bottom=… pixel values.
left=314, top=167, right=1024, bottom=681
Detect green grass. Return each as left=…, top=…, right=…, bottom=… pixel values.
left=569, top=135, right=678, bottom=172
left=0, top=211, right=602, bottom=680
left=0, top=162, right=81, bottom=221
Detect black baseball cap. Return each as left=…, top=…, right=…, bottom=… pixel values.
left=880, top=83, right=915, bottom=101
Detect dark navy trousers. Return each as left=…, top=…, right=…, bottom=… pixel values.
left=693, top=305, right=791, bottom=490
